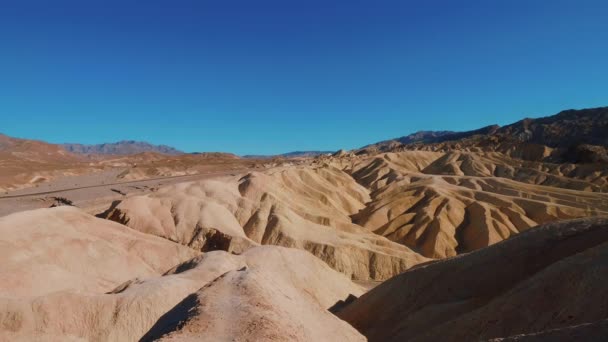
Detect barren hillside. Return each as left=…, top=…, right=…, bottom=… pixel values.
left=337, top=218, right=608, bottom=341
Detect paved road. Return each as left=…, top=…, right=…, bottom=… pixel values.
left=0, top=171, right=237, bottom=199
left=0, top=169, right=250, bottom=217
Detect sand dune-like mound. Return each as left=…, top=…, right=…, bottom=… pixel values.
left=422, top=151, right=608, bottom=192
left=103, top=177, right=260, bottom=253
left=0, top=206, right=198, bottom=297
left=349, top=151, right=443, bottom=190
left=103, top=167, right=428, bottom=280
left=337, top=217, right=608, bottom=341
left=102, top=152, right=608, bottom=271
left=351, top=151, right=608, bottom=192
left=349, top=151, right=608, bottom=258
left=142, top=247, right=365, bottom=341
left=0, top=246, right=364, bottom=341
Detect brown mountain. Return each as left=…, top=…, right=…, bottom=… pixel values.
left=361, top=106, right=608, bottom=163
left=0, top=133, right=86, bottom=192
left=0, top=133, right=80, bottom=163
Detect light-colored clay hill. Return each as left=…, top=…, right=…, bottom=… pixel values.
left=0, top=206, right=198, bottom=297
left=97, top=150, right=608, bottom=276
left=347, top=151, right=608, bottom=258
left=102, top=167, right=429, bottom=281
left=337, top=217, right=608, bottom=342
left=421, top=151, right=608, bottom=191
left=100, top=151, right=608, bottom=266
left=0, top=207, right=364, bottom=341
left=140, top=247, right=365, bottom=341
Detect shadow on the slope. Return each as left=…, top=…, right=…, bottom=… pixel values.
left=139, top=292, right=199, bottom=342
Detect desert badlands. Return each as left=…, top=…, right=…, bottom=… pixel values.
left=1, top=107, right=608, bottom=341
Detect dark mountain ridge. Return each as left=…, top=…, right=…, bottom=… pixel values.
left=361, top=106, right=608, bottom=163
left=62, top=140, right=183, bottom=155
left=242, top=151, right=334, bottom=159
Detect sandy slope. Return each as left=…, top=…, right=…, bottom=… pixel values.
left=0, top=208, right=364, bottom=341
left=0, top=206, right=198, bottom=297
left=337, top=217, right=608, bottom=342
left=141, top=247, right=365, bottom=341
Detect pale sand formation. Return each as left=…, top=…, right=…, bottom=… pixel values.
left=337, top=217, right=608, bottom=341
left=347, top=151, right=608, bottom=258
left=0, top=206, right=198, bottom=297
left=142, top=247, right=364, bottom=341
left=101, top=167, right=428, bottom=281
left=0, top=207, right=364, bottom=341
left=100, top=151, right=608, bottom=275
left=421, top=151, right=608, bottom=192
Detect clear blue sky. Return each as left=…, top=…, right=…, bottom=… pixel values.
left=1, top=0, right=607, bottom=155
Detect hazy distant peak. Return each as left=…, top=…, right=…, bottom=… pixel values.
left=61, top=141, right=183, bottom=155
left=242, top=151, right=334, bottom=159
left=360, top=106, right=608, bottom=163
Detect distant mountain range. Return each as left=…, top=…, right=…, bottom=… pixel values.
left=242, top=151, right=334, bottom=159
left=361, top=106, right=608, bottom=163
left=362, top=126, right=503, bottom=152
left=364, top=130, right=455, bottom=149
left=2, top=133, right=333, bottom=159
left=61, top=141, right=183, bottom=155
left=4, top=106, right=608, bottom=163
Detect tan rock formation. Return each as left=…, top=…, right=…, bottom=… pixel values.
left=142, top=247, right=365, bottom=341
left=104, top=167, right=428, bottom=280
left=349, top=151, right=608, bottom=258
left=0, top=206, right=198, bottom=297
left=0, top=237, right=364, bottom=341
left=337, top=217, right=608, bottom=342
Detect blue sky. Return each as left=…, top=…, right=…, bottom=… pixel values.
left=1, top=0, right=607, bottom=155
